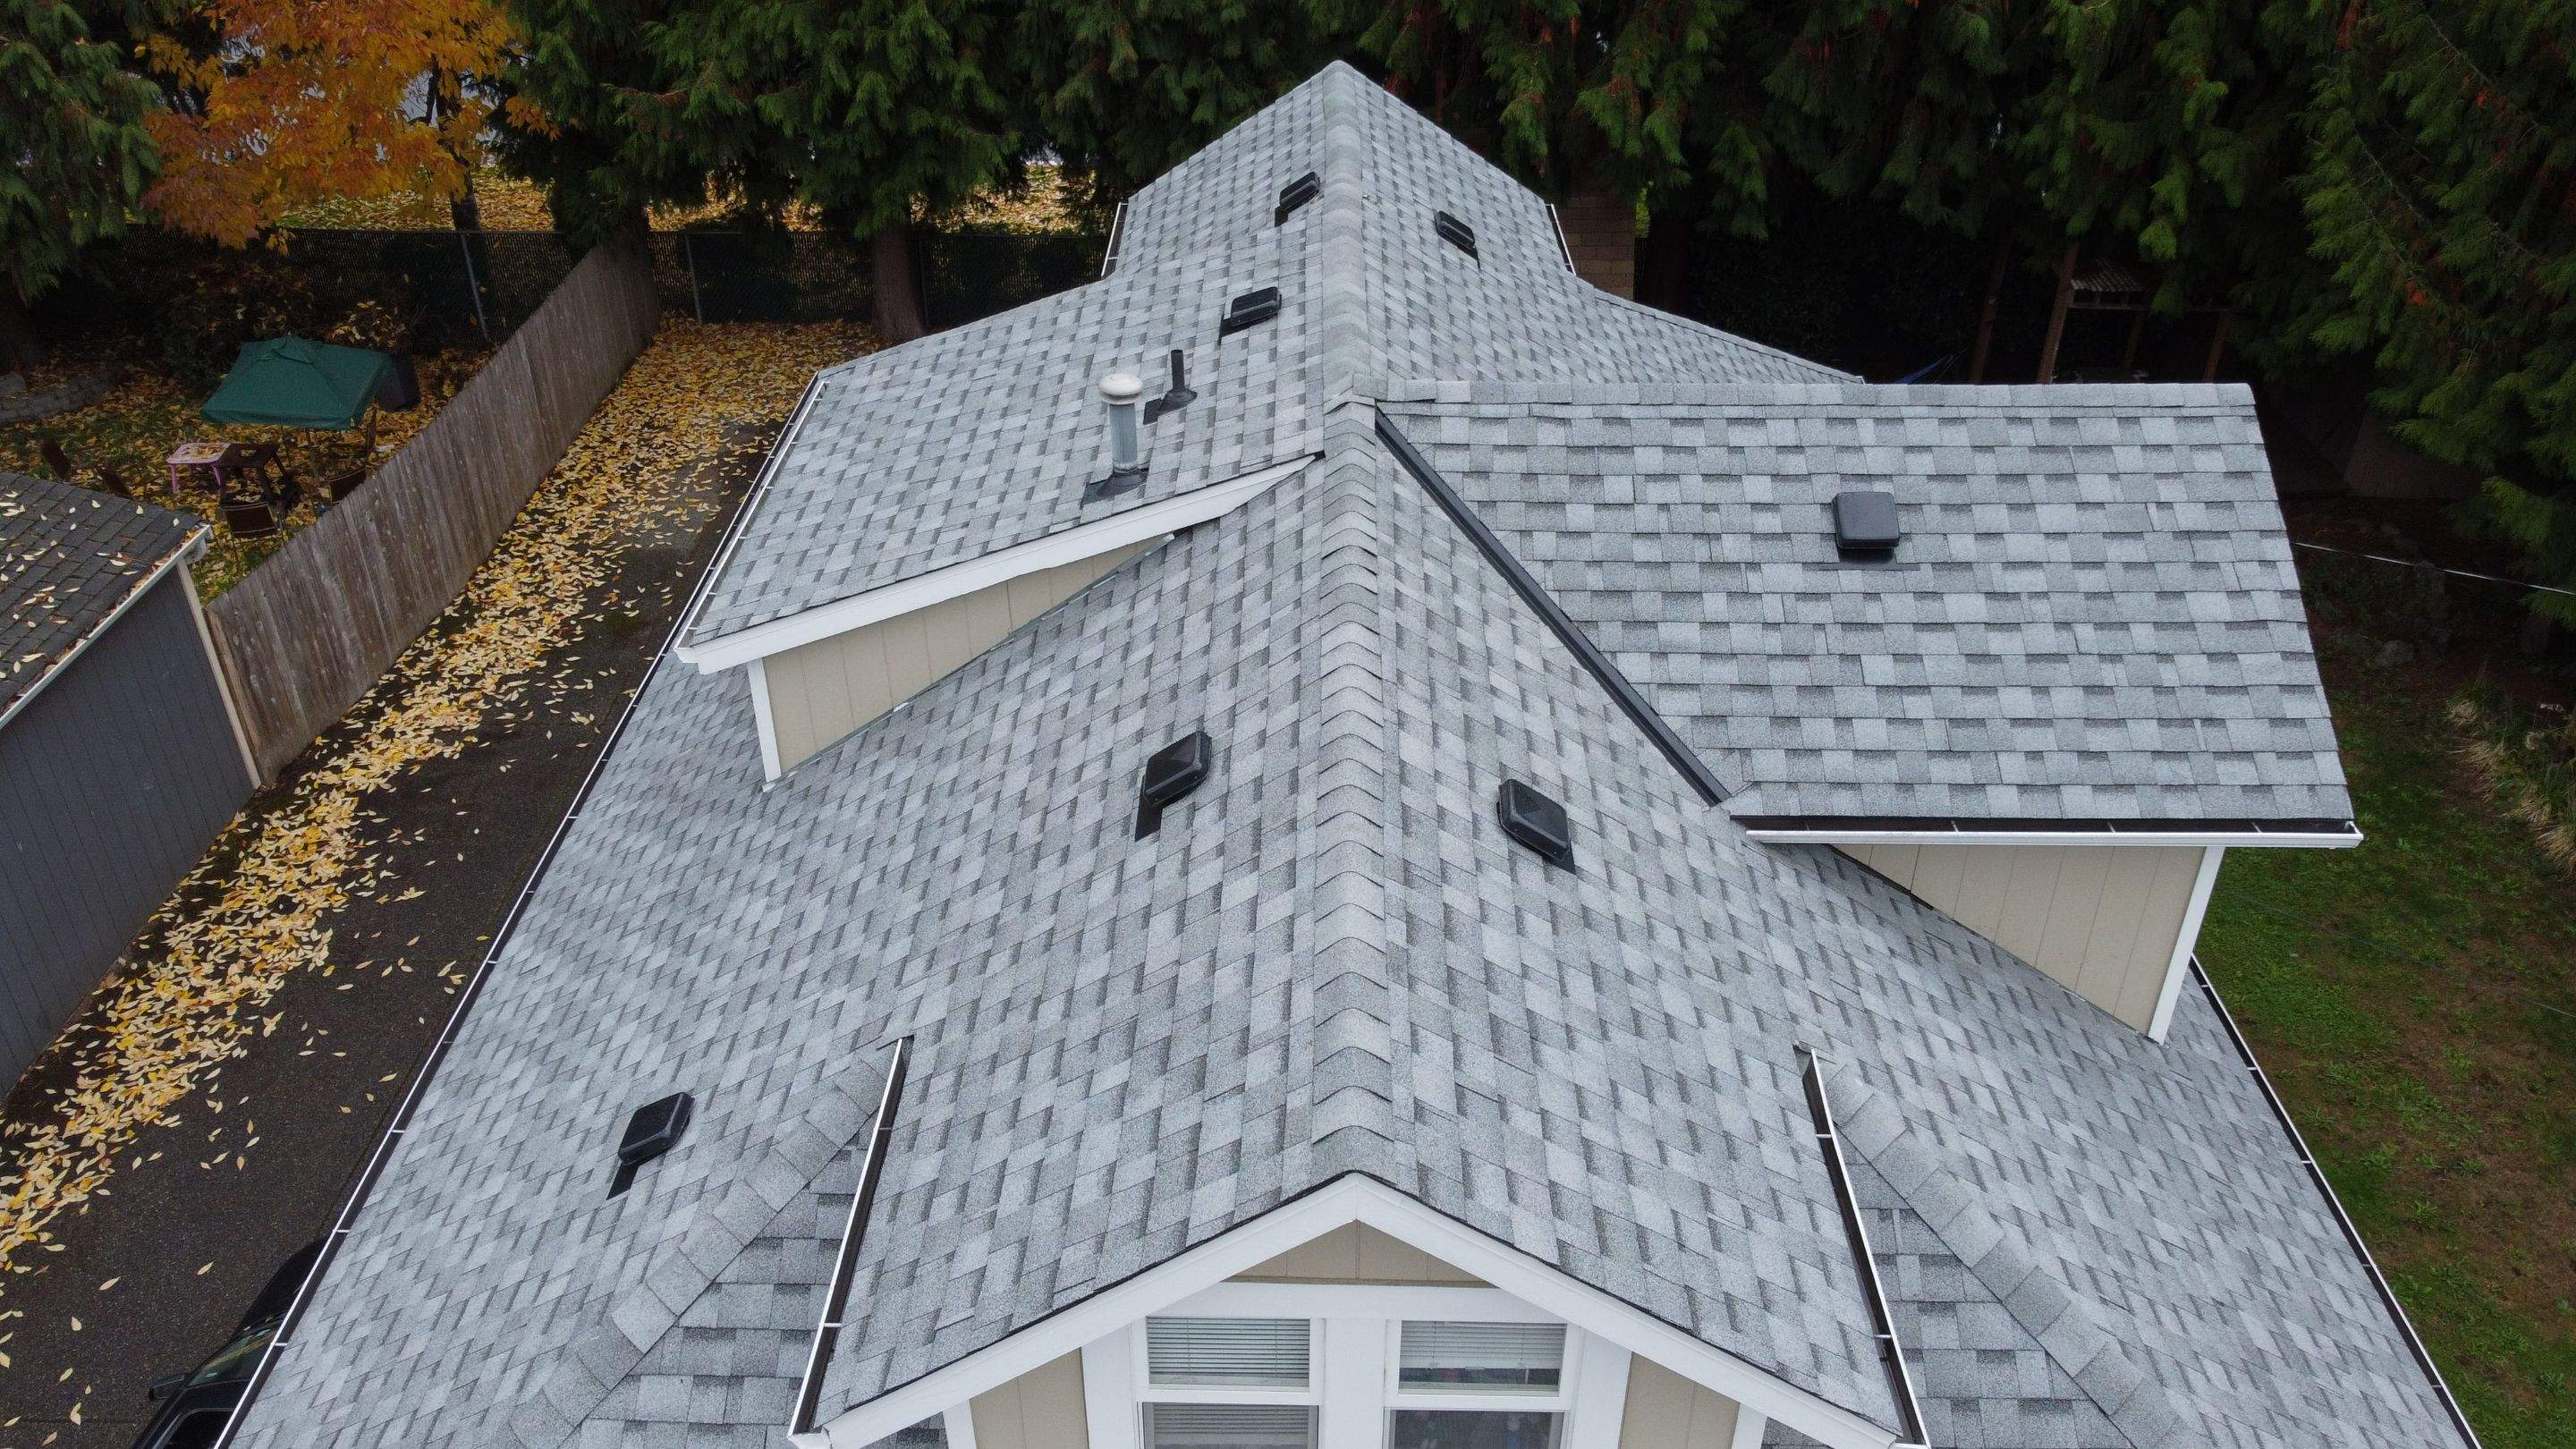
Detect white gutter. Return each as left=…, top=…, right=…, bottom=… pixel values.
left=1747, top=824, right=2361, bottom=850
left=676, top=454, right=1315, bottom=673
left=0, top=522, right=211, bottom=734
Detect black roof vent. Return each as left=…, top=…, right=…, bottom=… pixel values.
left=1275, top=172, right=1322, bottom=225
left=1136, top=729, right=1213, bottom=837
left=1144, top=348, right=1197, bottom=425
left=1434, top=210, right=1478, bottom=258
left=1832, top=490, right=1901, bottom=558
left=611, top=1091, right=694, bottom=1196
left=1496, top=779, right=1574, bottom=869
left=1219, top=287, right=1282, bottom=337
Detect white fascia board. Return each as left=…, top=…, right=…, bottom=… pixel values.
left=680, top=455, right=1314, bottom=673
left=798, top=1174, right=1902, bottom=1449
left=2145, top=846, right=2227, bottom=1042
left=1747, top=825, right=2360, bottom=850
left=0, top=522, right=211, bottom=734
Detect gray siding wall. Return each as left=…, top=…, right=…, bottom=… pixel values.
left=0, top=575, right=252, bottom=1084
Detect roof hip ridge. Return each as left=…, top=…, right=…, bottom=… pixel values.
left=1820, top=1059, right=2186, bottom=1449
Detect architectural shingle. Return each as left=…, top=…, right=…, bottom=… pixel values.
left=2, top=472, right=205, bottom=716
left=233, top=63, right=2453, bottom=1449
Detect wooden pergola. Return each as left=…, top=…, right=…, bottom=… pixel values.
left=1968, top=243, right=2233, bottom=385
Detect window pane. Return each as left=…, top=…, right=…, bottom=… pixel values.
left=1386, top=1410, right=1563, bottom=1449
left=1397, top=1322, right=1566, bottom=1392
left=1145, top=1403, right=1318, bottom=1449
left=1146, top=1317, right=1310, bottom=1387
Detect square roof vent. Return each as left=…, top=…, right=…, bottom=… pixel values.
left=1496, top=779, right=1573, bottom=869
left=1832, top=490, right=1901, bottom=557
left=1136, top=729, right=1213, bottom=837
left=1275, top=172, right=1322, bottom=225
left=1220, top=287, right=1283, bottom=337
left=1434, top=210, right=1478, bottom=258
left=611, top=1090, right=694, bottom=1195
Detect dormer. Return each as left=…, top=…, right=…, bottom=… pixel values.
left=677, top=352, right=1313, bottom=780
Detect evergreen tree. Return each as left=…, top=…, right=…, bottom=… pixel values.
left=2303, top=0, right=2576, bottom=619
left=0, top=0, right=162, bottom=366
left=1021, top=0, right=1343, bottom=211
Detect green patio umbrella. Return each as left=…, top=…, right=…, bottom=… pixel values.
left=200, top=337, right=395, bottom=430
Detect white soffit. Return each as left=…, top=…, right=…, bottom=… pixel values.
left=795, top=1174, right=1908, bottom=1449
left=678, top=455, right=1317, bottom=673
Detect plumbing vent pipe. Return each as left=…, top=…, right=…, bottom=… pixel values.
left=1101, top=371, right=1148, bottom=475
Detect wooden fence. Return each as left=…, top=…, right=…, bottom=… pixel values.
left=207, top=232, right=662, bottom=778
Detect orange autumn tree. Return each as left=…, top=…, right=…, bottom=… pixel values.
left=142, top=0, right=530, bottom=244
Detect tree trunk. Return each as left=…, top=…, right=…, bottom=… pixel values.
left=871, top=223, right=927, bottom=343
left=1966, top=235, right=2011, bottom=384
left=2037, top=242, right=2078, bottom=384
left=1635, top=208, right=1694, bottom=311
left=0, top=291, right=40, bottom=371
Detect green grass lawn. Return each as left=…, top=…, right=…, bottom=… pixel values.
left=2200, top=632, right=2576, bottom=1448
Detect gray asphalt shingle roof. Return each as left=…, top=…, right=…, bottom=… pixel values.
left=1382, top=383, right=2353, bottom=823
left=1, top=471, right=204, bottom=717
left=233, top=62, right=2453, bottom=1449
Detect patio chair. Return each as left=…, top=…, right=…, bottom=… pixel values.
left=92, top=464, right=136, bottom=500
left=220, top=484, right=280, bottom=539
left=38, top=438, right=76, bottom=482
left=321, top=465, right=369, bottom=502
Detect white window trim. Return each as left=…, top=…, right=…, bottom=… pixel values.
left=796, top=1174, right=1903, bottom=1449
left=677, top=455, right=1314, bottom=673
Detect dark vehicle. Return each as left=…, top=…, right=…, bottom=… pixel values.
left=128, top=1241, right=321, bottom=1449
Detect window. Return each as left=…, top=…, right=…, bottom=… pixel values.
left=1145, top=1403, right=1319, bottom=1449
left=1147, top=1318, right=1311, bottom=1389
left=1386, top=1410, right=1563, bottom=1449
left=1396, top=1322, right=1565, bottom=1394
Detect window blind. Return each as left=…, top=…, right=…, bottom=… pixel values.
left=1145, top=1317, right=1311, bottom=1388
left=1396, top=1322, right=1566, bottom=1392
left=1143, top=1403, right=1318, bottom=1449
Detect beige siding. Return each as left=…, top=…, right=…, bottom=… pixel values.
left=1617, top=1356, right=1741, bottom=1449
left=1231, top=1223, right=1486, bottom=1285
left=758, top=540, right=1157, bottom=773
left=1843, top=843, right=2207, bottom=1030
left=970, top=1350, right=1089, bottom=1449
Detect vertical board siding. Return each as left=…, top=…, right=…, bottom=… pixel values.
left=759, top=539, right=1159, bottom=774
left=206, top=233, right=663, bottom=779
left=0, top=577, right=253, bottom=1086
left=1616, top=1355, right=1742, bottom=1449
left=1230, top=1223, right=1487, bottom=1286
left=970, top=1351, right=1089, bottom=1449
left=1844, top=843, right=2202, bottom=1031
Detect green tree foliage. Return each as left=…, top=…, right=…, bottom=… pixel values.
left=0, top=0, right=162, bottom=364
left=2304, top=0, right=2576, bottom=618
left=1319, top=0, right=1786, bottom=230
left=500, top=0, right=742, bottom=246
left=1021, top=0, right=1343, bottom=210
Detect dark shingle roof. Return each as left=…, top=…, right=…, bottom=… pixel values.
left=1, top=471, right=205, bottom=718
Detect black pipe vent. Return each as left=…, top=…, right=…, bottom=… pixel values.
left=1496, top=779, right=1574, bottom=869
left=1219, top=287, right=1282, bottom=337
left=1137, top=729, right=1214, bottom=837
left=1434, top=210, right=1478, bottom=259
left=1275, top=172, right=1322, bottom=225
left=1144, top=348, right=1197, bottom=425
left=1832, top=490, right=1901, bottom=558
left=611, top=1091, right=694, bottom=1196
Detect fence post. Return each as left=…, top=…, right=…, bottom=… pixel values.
left=458, top=231, right=494, bottom=344
left=682, top=234, right=705, bottom=324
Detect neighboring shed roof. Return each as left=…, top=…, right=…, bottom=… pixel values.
left=1383, top=382, right=2352, bottom=824
left=233, top=63, right=2453, bottom=1449
left=1, top=471, right=205, bottom=720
